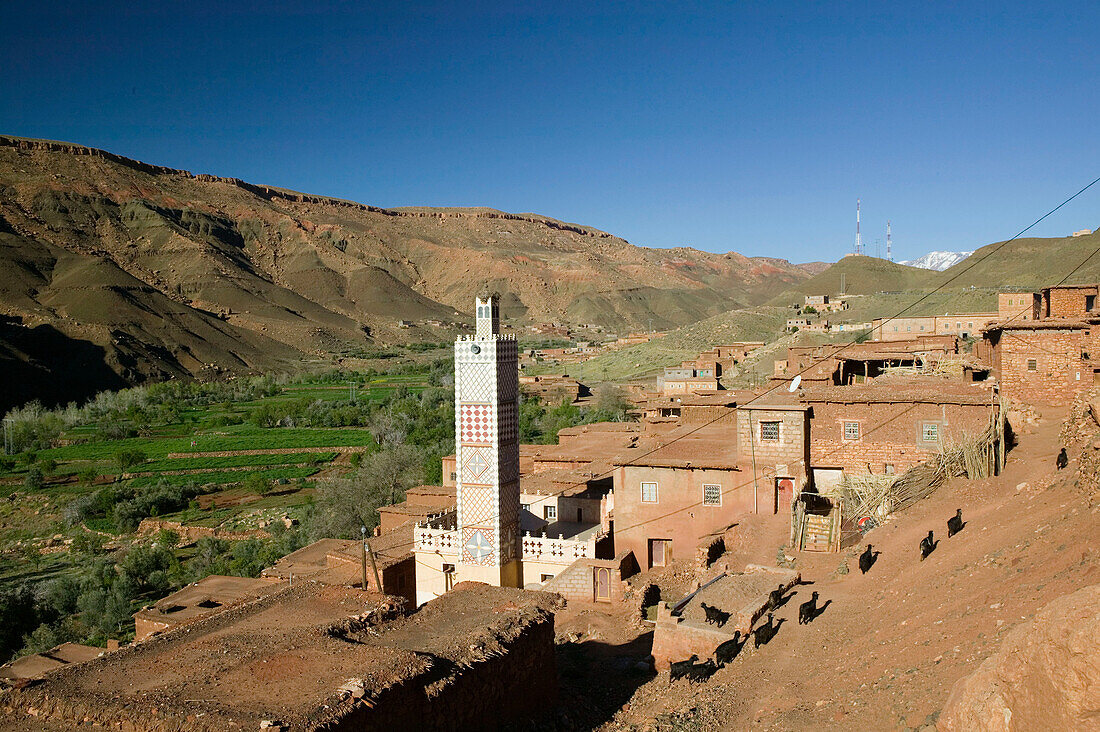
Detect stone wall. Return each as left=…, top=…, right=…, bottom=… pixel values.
left=997, top=328, right=1090, bottom=406
left=805, top=400, right=993, bottom=474
left=327, top=608, right=558, bottom=731
left=1044, top=285, right=1098, bottom=319
left=136, top=518, right=269, bottom=542
left=736, top=407, right=809, bottom=487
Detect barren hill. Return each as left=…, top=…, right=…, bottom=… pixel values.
left=0, top=135, right=814, bottom=406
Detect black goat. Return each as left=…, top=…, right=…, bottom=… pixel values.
left=715, top=631, right=745, bottom=667
left=947, top=509, right=964, bottom=538
left=669, top=654, right=698, bottom=682
left=767, top=584, right=785, bottom=611
left=700, top=602, right=730, bottom=627
left=798, top=591, right=819, bottom=625
left=753, top=612, right=780, bottom=648
left=859, top=544, right=877, bottom=574
left=919, top=530, right=935, bottom=560
left=686, top=659, right=718, bottom=684
left=1056, top=448, right=1068, bottom=470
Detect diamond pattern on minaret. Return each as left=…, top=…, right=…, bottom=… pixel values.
left=460, top=485, right=494, bottom=524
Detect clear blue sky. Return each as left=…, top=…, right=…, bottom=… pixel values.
left=3, top=1, right=1099, bottom=262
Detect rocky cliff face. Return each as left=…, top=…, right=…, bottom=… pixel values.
left=0, top=135, right=814, bottom=404
left=938, top=583, right=1100, bottom=731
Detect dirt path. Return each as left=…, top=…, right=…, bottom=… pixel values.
left=599, top=406, right=1099, bottom=731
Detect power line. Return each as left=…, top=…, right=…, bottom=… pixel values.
left=398, top=173, right=1100, bottom=557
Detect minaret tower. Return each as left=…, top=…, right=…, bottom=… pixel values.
left=453, top=293, right=521, bottom=587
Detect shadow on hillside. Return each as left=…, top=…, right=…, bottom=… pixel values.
left=538, top=630, right=654, bottom=730
left=0, top=316, right=128, bottom=413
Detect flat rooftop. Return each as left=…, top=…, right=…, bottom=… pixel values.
left=2, top=582, right=560, bottom=730
left=613, top=423, right=741, bottom=470
left=134, top=574, right=279, bottom=629
left=0, top=643, right=103, bottom=685
left=801, top=379, right=994, bottom=405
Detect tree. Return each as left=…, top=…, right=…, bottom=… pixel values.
left=310, top=443, right=424, bottom=538
left=242, top=473, right=272, bottom=496
left=71, top=531, right=106, bottom=556
left=112, top=448, right=147, bottom=473
left=20, top=544, right=42, bottom=571
left=37, top=458, right=58, bottom=475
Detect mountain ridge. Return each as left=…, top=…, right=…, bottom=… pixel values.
left=0, top=134, right=816, bottom=408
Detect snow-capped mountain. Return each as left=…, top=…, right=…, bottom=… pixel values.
left=899, top=250, right=973, bottom=271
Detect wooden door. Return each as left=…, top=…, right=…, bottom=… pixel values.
left=594, top=567, right=611, bottom=602
left=775, top=477, right=794, bottom=514
left=649, top=539, right=670, bottom=568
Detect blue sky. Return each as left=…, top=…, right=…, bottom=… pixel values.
left=3, top=1, right=1099, bottom=262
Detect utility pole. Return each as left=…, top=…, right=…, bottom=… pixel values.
left=360, top=526, right=368, bottom=590
left=886, top=221, right=893, bottom=262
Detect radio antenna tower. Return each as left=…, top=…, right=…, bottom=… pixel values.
left=886, top=221, right=893, bottom=261
left=855, top=199, right=862, bottom=255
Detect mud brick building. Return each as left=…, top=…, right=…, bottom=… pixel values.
left=998, top=292, right=1041, bottom=321
left=773, top=336, right=959, bottom=387
left=612, top=423, right=749, bottom=570
left=873, top=314, right=1000, bottom=341
left=735, top=396, right=811, bottom=513
left=980, top=284, right=1100, bottom=405
left=981, top=321, right=1096, bottom=405
left=518, top=374, right=585, bottom=403
left=1041, top=283, right=1100, bottom=318
left=800, top=382, right=997, bottom=484
left=133, top=574, right=280, bottom=641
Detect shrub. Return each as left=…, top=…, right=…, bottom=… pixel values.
left=71, top=532, right=106, bottom=556
left=112, top=448, right=147, bottom=473
left=242, top=473, right=272, bottom=495
left=23, top=466, right=43, bottom=491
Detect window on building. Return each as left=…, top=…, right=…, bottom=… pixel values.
left=906, top=326, right=911, bottom=332
left=1027, top=359, right=1038, bottom=371
left=702, top=484, right=722, bottom=506
left=843, top=421, right=860, bottom=440
left=922, top=423, right=940, bottom=443
left=521, top=503, right=530, bottom=512
left=884, top=463, right=895, bottom=474
left=544, top=504, right=557, bottom=520
left=760, top=421, right=780, bottom=442
left=641, top=482, right=658, bottom=503
left=449, top=472, right=457, bottom=481
left=541, top=574, right=554, bottom=583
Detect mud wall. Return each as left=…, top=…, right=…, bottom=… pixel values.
left=329, top=610, right=558, bottom=731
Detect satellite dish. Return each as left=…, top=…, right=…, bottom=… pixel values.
left=788, top=375, right=802, bottom=392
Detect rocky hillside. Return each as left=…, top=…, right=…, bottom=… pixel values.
left=0, top=135, right=814, bottom=406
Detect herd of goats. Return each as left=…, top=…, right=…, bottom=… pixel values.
left=667, top=507, right=970, bottom=684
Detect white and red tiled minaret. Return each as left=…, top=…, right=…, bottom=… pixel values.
left=453, top=293, right=521, bottom=587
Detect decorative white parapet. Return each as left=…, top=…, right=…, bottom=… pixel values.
left=415, top=526, right=459, bottom=553
left=414, top=510, right=459, bottom=554
left=521, top=531, right=596, bottom=563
